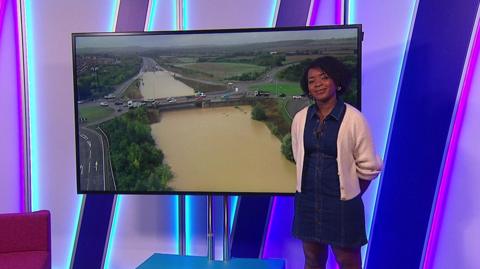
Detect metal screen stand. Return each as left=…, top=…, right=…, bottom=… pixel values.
left=179, top=195, right=186, bottom=255
left=207, top=195, right=215, bottom=260
left=223, top=195, right=230, bottom=261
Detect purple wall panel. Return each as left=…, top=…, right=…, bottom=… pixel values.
left=116, top=0, right=150, bottom=32
left=275, top=0, right=310, bottom=27
left=0, top=0, right=22, bottom=213
left=308, top=0, right=337, bottom=26
left=183, top=0, right=277, bottom=30
left=367, top=0, right=480, bottom=267
left=429, top=9, right=480, bottom=268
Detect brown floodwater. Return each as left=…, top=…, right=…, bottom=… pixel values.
left=150, top=106, right=296, bottom=193
left=140, top=71, right=194, bottom=99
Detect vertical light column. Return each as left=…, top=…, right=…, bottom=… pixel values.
left=148, top=0, right=180, bottom=256
left=180, top=0, right=269, bottom=259
left=22, top=1, right=119, bottom=267
left=348, top=0, right=418, bottom=265
left=145, top=0, right=177, bottom=31
left=105, top=2, right=181, bottom=268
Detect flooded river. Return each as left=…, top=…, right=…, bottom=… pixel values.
left=140, top=71, right=194, bottom=99
left=151, top=106, right=296, bottom=193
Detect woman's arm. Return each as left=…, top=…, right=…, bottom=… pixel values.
left=291, top=116, right=298, bottom=162
left=354, top=113, right=382, bottom=180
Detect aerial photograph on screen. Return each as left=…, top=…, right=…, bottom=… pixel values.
left=74, top=27, right=359, bottom=193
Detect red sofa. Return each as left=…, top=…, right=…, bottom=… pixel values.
left=0, top=210, right=51, bottom=269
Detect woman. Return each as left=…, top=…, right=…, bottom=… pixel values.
left=291, top=56, right=382, bottom=269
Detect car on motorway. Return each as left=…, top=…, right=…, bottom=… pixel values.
left=100, top=102, right=108, bottom=106
left=167, top=97, right=176, bottom=103
left=104, top=94, right=116, bottom=99
left=195, top=91, right=206, bottom=97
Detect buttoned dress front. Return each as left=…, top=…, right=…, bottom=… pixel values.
left=292, top=99, right=367, bottom=247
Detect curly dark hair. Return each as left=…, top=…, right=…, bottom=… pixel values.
left=300, top=56, right=352, bottom=96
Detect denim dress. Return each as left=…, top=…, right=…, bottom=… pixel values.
left=292, top=99, right=367, bottom=247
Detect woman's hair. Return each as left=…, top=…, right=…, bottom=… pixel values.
left=300, top=56, right=352, bottom=96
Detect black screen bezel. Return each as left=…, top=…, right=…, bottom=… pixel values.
left=72, top=24, right=363, bottom=195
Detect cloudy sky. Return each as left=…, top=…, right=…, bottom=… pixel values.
left=75, top=28, right=358, bottom=49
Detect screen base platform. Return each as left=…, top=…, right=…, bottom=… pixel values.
left=137, top=253, right=285, bottom=269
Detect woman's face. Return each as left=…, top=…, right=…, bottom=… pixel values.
left=307, top=67, right=337, bottom=103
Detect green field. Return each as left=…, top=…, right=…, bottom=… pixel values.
left=284, top=54, right=323, bottom=64
left=79, top=106, right=114, bottom=122
left=249, top=82, right=302, bottom=95
left=176, top=62, right=265, bottom=80
left=176, top=57, right=197, bottom=63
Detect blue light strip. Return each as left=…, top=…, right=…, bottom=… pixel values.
left=347, top=0, right=356, bottom=23
left=111, top=0, right=120, bottom=31
left=182, top=0, right=187, bottom=30
left=229, top=196, right=238, bottom=231
left=270, top=0, right=280, bottom=27
left=175, top=195, right=180, bottom=254
left=146, top=0, right=158, bottom=31
left=24, top=0, right=38, bottom=212
left=185, top=195, right=191, bottom=254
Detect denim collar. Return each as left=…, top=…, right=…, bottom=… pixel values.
left=308, top=98, right=344, bottom=121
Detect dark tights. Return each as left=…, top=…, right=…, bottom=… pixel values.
left=302, top=241, right=362, bottom=269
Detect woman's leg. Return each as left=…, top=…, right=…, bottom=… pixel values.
left=331, top=246, right=362, bottom=269
left=302, top=240, right=328, bottom=269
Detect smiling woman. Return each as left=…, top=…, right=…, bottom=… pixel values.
left=291, top=56, right=382, bottom=269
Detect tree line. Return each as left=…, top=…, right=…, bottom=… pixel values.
left=102, top=108, right=173, bottom=191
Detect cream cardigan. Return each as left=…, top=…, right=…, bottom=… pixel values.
left=291, top=104, right=382, bottom=200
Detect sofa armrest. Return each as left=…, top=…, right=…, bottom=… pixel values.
left=0, top=210, right=51, bottom=254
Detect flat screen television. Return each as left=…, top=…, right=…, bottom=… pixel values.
left=72, top=25, right=362, bottom=195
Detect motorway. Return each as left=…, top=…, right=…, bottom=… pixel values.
left=78, top=127, right=104, bottom=191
